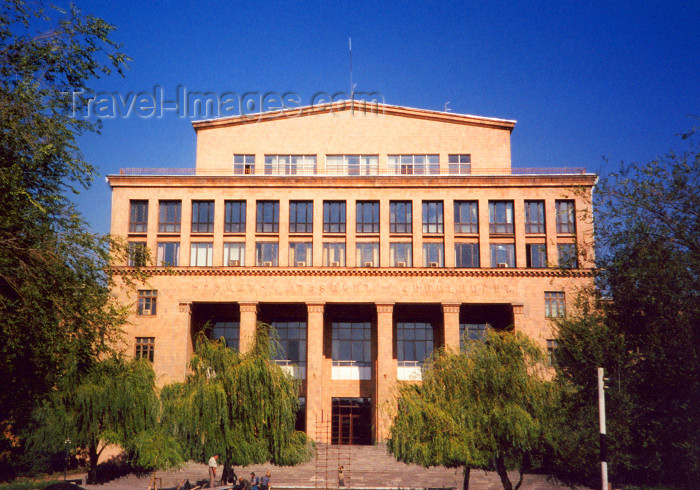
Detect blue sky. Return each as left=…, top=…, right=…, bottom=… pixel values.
left=66, top=0, right=699, bottom=235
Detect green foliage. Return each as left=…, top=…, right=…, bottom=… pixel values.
left=388, top=331, right=558, bottom=490
left=161, top=323, right=314, bottom=468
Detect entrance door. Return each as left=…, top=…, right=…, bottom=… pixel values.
left=331, top=397, right=372, bottom=445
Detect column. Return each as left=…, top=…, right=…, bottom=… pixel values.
left=312, top=199, right=323, bottom=266
left=443, top=303, right=461, bottom=352
left=412, top=199, right=422, bottom=267
left=375, top=303, right=395, bottom=442
left=513, top=199, right=526, bottom=268
left=279, top=199, right=289, bottom=266
left=180, top=198, right=192, bottom=267
left=238, top=302, right=258, bottom=353
left=212, top=198, right=225, bottom=266
left=444, top=199, right=455, bottom=267
left=346, top=200, right=356, bottom=267
left=512, top=303, right=524, bottom=332
left=545, top=199, right=558, bottom=266
left=379, top=198, right=391, bottom=267
left=245, top=199, right=256, bottom=266
left=305, top=302, right=326, bottom=442
left=478, top=198, right=490, bottom=268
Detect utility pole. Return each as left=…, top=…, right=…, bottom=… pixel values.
left=598, top=367, right=608, bottom=490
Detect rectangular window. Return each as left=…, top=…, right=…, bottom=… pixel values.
left=397, top=322, right=434, bottom=365
left=490, top=243, right=515, bottom=268
left=390, top=242, right=413, bottom=267
left=157, top=242, right=180, bottom=266
left=190, top=242, right=213, bottom=266
left=545, top=291, right=566, bottom=318
left=191, top=200, right=214, bottom=233
left=137, top=290, right=157, bottom=316
left=556, top=200, right=576, bottom=234
left=455, top=243, right=480, bottom=268
left=526, top=243, right=547, bottom=268
left=332, top=321, right=371, bottom=367
left=256, top=242, right=278, bottom=266
left=422, top=201, right=444, bottom=234
left=129, top=200, right=148, bottom=233
left=459, top=323, right=489, bottom=349
left=211, top=321, right=240, bottom=351
left=289, top=242, right=313, bottom=266
left=289, top=201, right=313, bottom=233
left=326, top=155, right=378, bottom=175
left=454, top=201, right=478, bottom=234
left=448, top=154, right=471, bottom=174
left=135, top=337, right=154, bottom=362
left=128, top=241, right=147, bottom=267
left=256, top=201, right=279, bottom=233
left=356, top=201, right=380, bottom=233
left=323, top=242, right=346, bottom=266
left=390, top=201, right=412, bottom=233
left=356, top=242, right=379, bottom=267
left=323, top=201, right=346, bottom=233
left=489, top=201, right=514, bottom=234
left=525, top=200, right=545, bottom=234
left=223, top=242, right=245, bottom=266
left=422, top=242, right=444, bottom=267
left=388, top=155, right=439, bottom=175
left=264, top=155, right=317, bottom=175
left=547, top=339, right=559, bottom=366
left=224, top=200, right=246, bottom=233
left=558, top=243, right=578, bottom=269
left=158, top=200, right=181, bottom=233
left=233, top=154, right=255, bottom=174
left=272, top=321, right=307, bottom=367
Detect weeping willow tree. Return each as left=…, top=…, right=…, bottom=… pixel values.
left=387, top=331, right=559, bottom=490
left=161, top=322, right=313, bottom=471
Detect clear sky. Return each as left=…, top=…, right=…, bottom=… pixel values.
left=66, top=0, right=699, bottom=235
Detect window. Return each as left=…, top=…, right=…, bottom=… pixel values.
left=556, top=200, right=576, bottom=234
left=558, top=243, right=578, bottom=269
left=490, top=244, right=515, bottom=268
left=448, top=154, right=471, bottom=174
left=546, top=339, right=559, bottom=366
left=157, top=242, right=180, bottom=266
left=191, top=200, right=214, bottom=233
left=454, top=201, right=478, bottom=234
left=224, top=242, right=245, bottom=266
left=422, top=242, right=444, bottom=267
left=211, top=321, right=239, bottom=351
left=525, top=200, right=545, bottom=234
left=356, top=201, right=379, bottom=233
left=397, top=322, right=434, bottom=365
left=256, top=242, right=278, bottom=266
left=137, top=290, right=157, bottom=316
left=256, top=201, right=279, bottom=233
left=289, top=201, right=313, bottom=233
left=422, top=201, right=444, bottom=233
left=135, top=337, right=154, bottom=362
left=289, top=242, right=312, bottom=266
left=128, top=241, right=147, bottom=267
left=489, top=201, right=514, bottom=234
left=264, top=155, right=316, bottom=175
left=190, top=242, right=213, bottom=266
left=388, top=155, right=439, bottom=175
left=526, top=243, right=547, bottom=268
left=332, top=321, right=371, bottom=367
left=356, top=242, right=379, bottom=267
left=545, top=292, right=566, bottom=318
left=390, top=201, right=412, bottom=233
left=233, top=154, right=255, bottom=174
left=129, top=200, right=148, bottom=233
left=323, top=201, right=346, bottom=233
left=326, top=155, right=378, bottom=175
left=323, top=243, right=345, bottom=266
left=158, top=200, right=181, bottom=233
left=455, top=243, right=479, bottom=268
left=272, top=321, right=307, bottom=368
left=459, top=323, right=490, bottom=349
left=390, top=243, right=413, bottom=267
left=224, top=200, right=246, bottom=233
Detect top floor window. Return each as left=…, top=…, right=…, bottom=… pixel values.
left=256, top=201, right=279, bottom=233
left=233, top=154, right=255, bottom=174
left=448, top=154, right=471, bottom=174
left=422, top=201, right=444, bottom=234
left=326, top=155, right=378, bottom=175
left=556, top=200, right=576, bottom=234
left=388, top=155, right=439, bottom=175
left=158, top=200, right=181, bottom=233
left=264, top=155, right=316, bottom=175
left=290, top=201, right=313, bottom=233
left=454, top=201, right=478, bottom=234
left=323, top=201, right=346, bottom=233
left=525, top=200, right=545, bottom=234
left=225, top=200, right=246, bottom=233
left=489, top=201, right=513, bottom=234
left=129, top=200, right=148, bottom=233
left=356, top=201, right=379, bottom=233
left=390, top=201, right=412, bottom=233
left=191, top=200, right=214, bottom=233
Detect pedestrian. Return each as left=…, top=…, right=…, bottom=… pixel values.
left=237, top=476, right=251, bottom=490
left=260, top=470, right=271, bottom=490
left=250, top=472, right=260, bottom=490
left=338, top=465, right=345, bottom=487
left=207, top=454, right=219, bottom=488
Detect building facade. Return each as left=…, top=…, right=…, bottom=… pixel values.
left=108, top=101, right=595, bottom=444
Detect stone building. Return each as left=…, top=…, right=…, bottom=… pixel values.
left=108, top=100, right=595, bottom=444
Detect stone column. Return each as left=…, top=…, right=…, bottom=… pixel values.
left=375, top=303, right=395, bottom=442
left=305, top=302, right=326, bottom=442
left=513, top=199, right=526, bottom=268
left=238, top=302, right=258, bottom=353
left=512, top=303, right=524, bottom=332
left=443, top=303, right=461, bottom=352
left=478, top=198, right=490, bottom=268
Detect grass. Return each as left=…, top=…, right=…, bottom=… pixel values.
left=0, top=479, right=62, bottom=490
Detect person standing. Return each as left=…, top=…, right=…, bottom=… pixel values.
left=208, top=454, right=219, bottom=488
left=338, top=465, right=345, bottom=487
left=260, top=470, right=271, bottom=490
left=250, top=472, right=260, bottom=490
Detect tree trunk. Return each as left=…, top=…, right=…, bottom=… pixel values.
left=494, top=453, right=513, bottom=490
left=88, top=443, right=99, bottom=484
left=462, top=465, right=471, bottom=490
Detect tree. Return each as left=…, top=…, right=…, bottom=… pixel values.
left=387, top=331, right=558, bottom=490
left=160, top=323, right=314, bottom=472
left=135, top=428, right=185, bottom=490
left=0, top=0, right=129, bottom=472
left=29, top=357, right=159, bottom=483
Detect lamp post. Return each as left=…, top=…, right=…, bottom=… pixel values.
left=64, top=438, right=71, bottom=483
left=597, top=368, right=608, bottom=490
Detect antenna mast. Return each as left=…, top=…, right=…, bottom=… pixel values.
left=349, top=37, right=355, bottom=101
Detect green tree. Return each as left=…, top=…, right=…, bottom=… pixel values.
left=160, top=323, right=314, bottom=473
left=135, top=427, right=185, bottom=490
left=388, top=331, right=558, bottom=490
